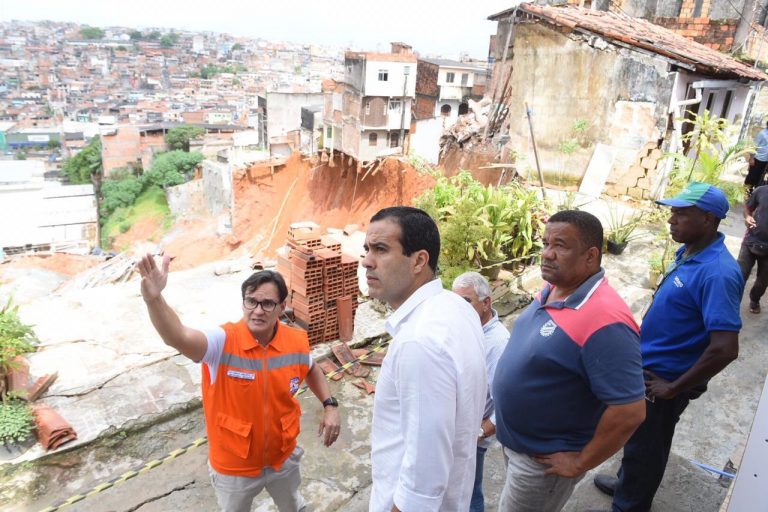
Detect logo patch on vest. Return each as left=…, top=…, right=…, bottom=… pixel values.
left=289, top=377, right=300, bottom=395
left=673, top=276, right=684, bottom=288
left=540, top=319, right=557, bottom=337
left=227, top=369, right=255, bottom=380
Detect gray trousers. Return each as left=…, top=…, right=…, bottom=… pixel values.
left=498, top=447, right=583, bottom=512
left=208, top=446, right=306, bottom=512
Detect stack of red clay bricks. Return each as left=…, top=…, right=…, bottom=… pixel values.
left=277, top=224, right=360, bottom=345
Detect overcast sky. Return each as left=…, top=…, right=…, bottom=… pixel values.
left=0, top=0, right=519, bottom=59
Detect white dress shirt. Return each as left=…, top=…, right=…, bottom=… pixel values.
left=370, top=279, right=487, bottom=512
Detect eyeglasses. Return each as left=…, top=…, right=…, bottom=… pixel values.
left=243, top=297, right=279, bottom=312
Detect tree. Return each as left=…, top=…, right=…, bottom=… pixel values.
left=62, top=137, right=104, bottom=243
left=129, top=30, right=143, bottom=41
left=160, top=35, right=175, bottom=48
left=232, top=43, right=244, bottom=51
left=80, top=27, right=104, bottom=40
left=62, top=137, right=102, bottom=184
left=147, top=31, right=161, bottom=40
left=100, top=173, right=143, bottom=218
left=165, top=125, right=205, bottom=152
left=141, top=151, right=203, bottom=188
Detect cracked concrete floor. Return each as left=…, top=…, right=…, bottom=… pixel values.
left=2, top=203, right=767, bottom=511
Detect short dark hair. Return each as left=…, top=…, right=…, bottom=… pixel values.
left=548, top=210, right=603, bottom=259
left=241, top=270, right=288, bottom=302
left=370, top=206, right=440, bottom=272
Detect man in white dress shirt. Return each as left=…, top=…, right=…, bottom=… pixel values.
left=364, top=206, right=487, bottom=512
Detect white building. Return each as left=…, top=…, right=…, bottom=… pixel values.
left=0, top=161, right=97, bottom=253
left=323, top=42, right=417, bottom=163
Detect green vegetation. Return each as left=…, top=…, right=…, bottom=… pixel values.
left=141, top=151, right=203, bottom=188
left=165, top=125, right=205, bottom=152
left=558, top=118, right=591, bottom=155
left=80, top=27, right=104, bottom=40
left=199, top=64, right=247, bottom=79
left=100, top=171, right=144, bottom=219
left=232, top=43, right=244, bottom=51
left=665, top=110, right=751, bottom=204
left=0, top=401, right=34, bottom=446
left=0, top=296, right=37, bottom=384
left=416, top=171, right=547, bottom=285
left=160, top=33, right=180, bottom=48
left=101, top=186, right=172, bottom=248
left=62, top=137, right=102, bottom=184
left=129, top=30, right=143, bottom=41
left=606, top=208, right=644, bottom=246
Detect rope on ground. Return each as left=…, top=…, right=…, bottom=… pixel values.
left=37, top=340, right=388, bottom=512
left=37, top=437, right=208, bottom=512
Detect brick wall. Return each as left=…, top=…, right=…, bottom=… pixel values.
left=653, top=16, right=737, bottom=51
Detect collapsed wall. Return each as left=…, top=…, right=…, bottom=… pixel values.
left=231, top=153, right=436, bottom=260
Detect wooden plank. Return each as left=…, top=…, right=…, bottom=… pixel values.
left=579, top=143, right=617, bottom=198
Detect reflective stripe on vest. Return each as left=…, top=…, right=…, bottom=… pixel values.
left=203, top=320, right=312, bottom=477
left=220, top=352, right=310, bottom=373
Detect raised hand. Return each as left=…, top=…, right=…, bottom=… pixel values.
left=137, top=253, right=171, bottom=302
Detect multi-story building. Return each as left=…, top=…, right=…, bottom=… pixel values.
left=323, top=42, right=416, bottom=163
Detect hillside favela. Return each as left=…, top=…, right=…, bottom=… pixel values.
left=2, top=1, right=768, bottom=510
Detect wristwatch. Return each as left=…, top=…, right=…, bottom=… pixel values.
left=322, top=397, right=339, bottom=408
left=478, top=427, right=486, bottom=439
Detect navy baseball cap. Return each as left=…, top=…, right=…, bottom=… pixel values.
left=655, top=182, right=729, bottom=219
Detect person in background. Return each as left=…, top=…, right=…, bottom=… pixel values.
left=737, top=184, right=768, bottom=314
left=452, top=271, right=510, bottom=512
left=744, top=120, right=768, bottom=195
left=593, top=182, right=743, bottom=512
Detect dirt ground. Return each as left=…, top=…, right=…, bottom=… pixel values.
left=0, top=152, right=446, bottom=278
left=0, top=253, right=102, bottom=278
left=93, top=153, right=436, bottom=271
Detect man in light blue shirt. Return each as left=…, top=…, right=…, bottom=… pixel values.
left=745, top=121, right=768, bottom=193
left=453, top=271, right=510, bottom=512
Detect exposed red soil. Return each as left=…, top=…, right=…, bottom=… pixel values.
left=0, top=253, right=102, bottom=277
left=230, top=153, right=436, bottom=260
left=8, top=151, right=443, bottom=274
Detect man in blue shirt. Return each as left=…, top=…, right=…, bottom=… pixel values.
left=493, top=210, right=646, bottom=512
left=744, top=121, right=768, bottom=194
left=593, top=182, right=744, bottom=512
left=452, top=271, right=510, bottom=512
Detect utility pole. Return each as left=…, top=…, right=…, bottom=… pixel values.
left=398, top=65, right=410, bottom=154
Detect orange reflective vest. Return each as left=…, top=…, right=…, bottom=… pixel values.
left=202, top=319, right=311, bottom=477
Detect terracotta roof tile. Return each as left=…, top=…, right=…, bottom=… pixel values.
left=490, top=4, right=767, bottom=81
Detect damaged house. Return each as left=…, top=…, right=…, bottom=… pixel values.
left=323, top=43, right=416, bottom=164
left=487, top=3, right=767, bottom=199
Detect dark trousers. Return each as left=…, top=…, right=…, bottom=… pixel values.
left=612, top=395, right=691, bottom=512
left=745, top=159, right=768, bottom=190
left=469, top=446, right=487, bottom=512
left=737, top=242, right=768, bottom=304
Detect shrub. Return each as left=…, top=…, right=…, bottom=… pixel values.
left=0, top=296, right=37, bottom=377
left=415, top=171, right=547, bottom=285
left=100, top=173, right=143, bottom=218
left=0, top=401, right=35, bottom=445
left=141, top=151, right=203, bottom=188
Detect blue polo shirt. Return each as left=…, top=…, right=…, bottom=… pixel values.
left=642, top=233, right=743, bottom=381
left=493, top=270, right=644, bottom=455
